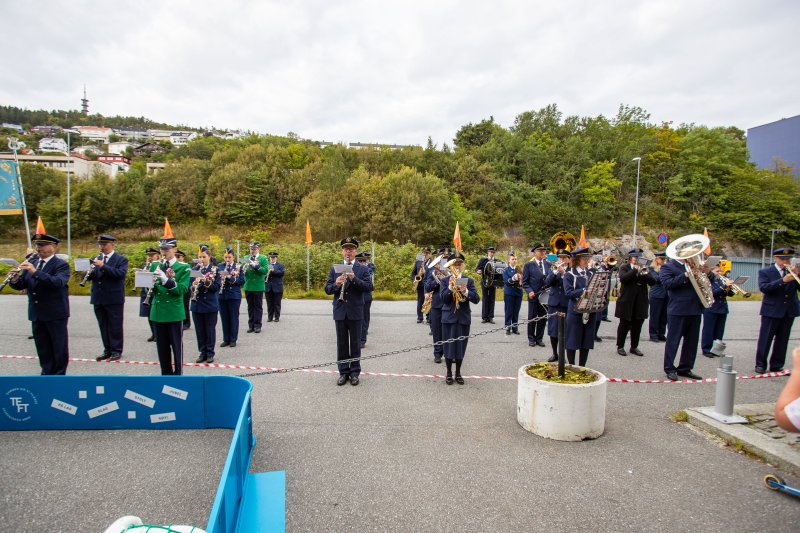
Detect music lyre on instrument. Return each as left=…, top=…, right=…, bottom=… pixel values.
left=666, top=234, right=715, bottom=308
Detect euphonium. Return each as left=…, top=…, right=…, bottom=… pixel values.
left=666, top=234, right=715, bottom=308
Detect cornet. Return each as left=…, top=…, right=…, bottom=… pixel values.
left=719, top=275, right=751, bottom=298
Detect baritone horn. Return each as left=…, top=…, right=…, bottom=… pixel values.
left=549, top=231, right=576, bottom=254
left=666, top=234, right=715, bottom=308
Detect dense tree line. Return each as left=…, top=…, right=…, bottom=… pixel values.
left=3, top=104, right=798, bottom=248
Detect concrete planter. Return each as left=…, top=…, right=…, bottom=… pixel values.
left=516, top=364, right=608, bottom=441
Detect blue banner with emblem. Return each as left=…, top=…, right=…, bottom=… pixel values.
left=0, top=160, right=23, bottom=215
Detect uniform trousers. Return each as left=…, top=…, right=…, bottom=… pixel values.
left=482, top=286, right=496, bottom=321
left=527, top=300, right=547, bottom=343
left=442, top=323, right=470, bottom=360
left=755, top=315, right=795, bottom=372
left=649, top=298, right=668, bottom=339
left=192, top=311, right=217, bottom=359
left=266, top=290, right=282, bottom=321
left=617, top=318, right=644, bottom=349
left=663, top=314, right=701, bottom=374
left=245, top=291, right=264, bottom=329
left=182, top=293, right=191, bottom=328
left=416, top=287, right=427, bottom=321
left=32, top=319, right=69, bottom=375
left=219, top=300, right=241, bottom=343
left=154, top=321, right=183, bottom=375
left=361, top=300, right=372, bottom=343
left=504, top=292, right=522, bottom=332
left=94, top=303, right=124, bottom=356
left=335, top=319, right=362, bottom=377
left=701, top=312, right=727, bottom=354
left=429, top=307, right=444, bottom=358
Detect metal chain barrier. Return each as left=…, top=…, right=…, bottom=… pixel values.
left=239, top=312, right=558, bottom=378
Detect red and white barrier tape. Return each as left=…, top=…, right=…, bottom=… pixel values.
left=0, top=354, right=790, bottom=383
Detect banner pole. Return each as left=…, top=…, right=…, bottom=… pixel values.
left=306, top=245, right=310, bottom=292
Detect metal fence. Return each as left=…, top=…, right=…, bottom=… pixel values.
left=728, top=256, right=765, bottom=293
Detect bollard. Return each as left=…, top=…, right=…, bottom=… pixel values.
left=699, top=341, right=747, bottom=424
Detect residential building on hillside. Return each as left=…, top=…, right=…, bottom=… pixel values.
left=30, top=125, right=63, bottom=135
left=72, top=125, right=113, bottom=142
left=169, top=131, right=198, bottom=146
left=113, top=126, right=149, bottom=140
left=349, top=142, right=414, bottom=150
left=107, top=141, right=135, bottom=155
left=747, top=114, right=800, bottom=175
left=1, top=123, right=24, bottom=133
left=133, top=142, right=166, bottom=156
left=0, top=153, right=116, bottom=179
left=72, top=145, right=103, bottom=156
left=146, top=162, right=166, bottom=174
left=38, top=137, right=68, bottom=153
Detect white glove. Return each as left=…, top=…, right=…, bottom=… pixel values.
left=155, top=268, right=168, bottom=284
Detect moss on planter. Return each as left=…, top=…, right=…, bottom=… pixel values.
left=525, top=362, right=598, bottom=384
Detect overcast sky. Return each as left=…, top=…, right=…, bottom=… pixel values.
left=3, top=0, right=798, bottom=146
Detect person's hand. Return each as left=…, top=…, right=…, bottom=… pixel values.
left=92, top=258, right=104, bottom=267
left=156, top=269, right=168, bottom=283
left=528, top=291, right=535, bottom=298
left=346, top=272, right=355, bottom=280
left=20, top=261, right=36, bottom=273
left=336, top=274, right=345, bottom=286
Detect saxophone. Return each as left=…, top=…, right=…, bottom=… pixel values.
left=413, top=262, right=425, bottom=290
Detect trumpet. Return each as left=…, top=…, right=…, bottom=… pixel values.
left=79, top=254, right=103, bottom=287
left=0, top=252, right=37, bottom=292
left=785, top=262, right=800, bottom=285
left=449, top=272, right=467, bottom=310
left=719, top=275, right=751, bottom=298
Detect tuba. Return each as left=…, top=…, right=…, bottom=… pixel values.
left=549, top=231, right=576, bottom=254
left=666, top=234, right=714, bottom=309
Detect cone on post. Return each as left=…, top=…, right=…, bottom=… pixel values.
left=35, top=216, right=46, bottom=235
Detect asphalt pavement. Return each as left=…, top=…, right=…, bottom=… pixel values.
left=1, top=295, right=799, bottom=532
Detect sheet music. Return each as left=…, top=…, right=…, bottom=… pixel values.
left=333, top=264, right=354, bottom=274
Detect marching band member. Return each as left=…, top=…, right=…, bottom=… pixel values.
left=502, top=251, right=523, bottom=335
left=412, top=246, right=431, bottom=323
left=562, top=247, right=599, bottom=367
left=243, top=241, right=269, bottom=333
left=356, top=251, right=375, bottom=348
left=523, top=243, right=551, bottom=348
left=87, top=234, right=129, bottom=362
left=218, top=247, right=244, bottom=348
left=754, top=248, right=800, bottom=373
left=424, top=248, right=447, bottom=363
left=544, top=249, right=571, bottom=362
left=265, top=251, right=285, bottom=323
left=175, top=249, right=191, bottom=331
left=615, top=248, right=656, bottom=357
left=190, top=245, right=221, bottom=363
left=150, top=234, right=191, bottom=375
left=10, top=232, right=71, bottom=375
left=440, top=252, right=479, bottom=384
left=660, top=251, right=706, bottom=381
left=648, top=252, right=668, bottom=342
left=140, top=247, right=161, bottom=342
left=325, top=237, right=373, bottom=386
left=701, top=266, right=734, bottom=357
left=591, top=256, right=611, bottom=342
left=475, top=246, right=498, bottom=323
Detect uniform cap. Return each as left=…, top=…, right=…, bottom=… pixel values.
left=96, top=234, right=116, bottom=244
left=32, top=233, right=60, bottom=245
left=340, top=237, right=359, bottom=248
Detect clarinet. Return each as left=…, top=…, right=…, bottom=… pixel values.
left=143, top=260, right=167, bottom=307
left=79, top=254, right=103, bottom=287
left=0, top=252, right=37, bottom=292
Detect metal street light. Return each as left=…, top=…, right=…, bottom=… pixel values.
left=632, top=157, right=642, bottom=246
left=64, top=129, right=79, bottom=258
left=770, top=227, right=786, bottom=262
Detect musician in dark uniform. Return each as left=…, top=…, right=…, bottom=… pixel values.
left=87, top=234, right=129, bottom=362
left=150, top=236, right=191, bottom=375
left=754, top=248, right=800, bottom=373
left=591, top=257, right=611, bottom=342
left=265, top=251, right=285, bottom=323
left=325, top=237, right=374, bottom=386
left=660, top=254, right=706, bottom=381
left=502, top=251, right=523, bottom=335
left=701, top=266, right=734, bottom=357
left=218, top=247, right=244, bottom=348
left=648, top=252, right=668, bottom=342
left=10, top=232, right=71, bottom=375
left=175, top=249, right=191, bottom=331
left=563, top=247, right=599, bottom=367
left=475, top=246, right=498, bottom=323
left=140, top=248, right=161, bottom=342
left=424, top=249, right=447, bottom=363
left=544, top=249, right=571, bottom=362
left=412, top=247, right=431, bottom=323
left=439, top=253, right=480, bottom=385
left=243, top=242, right=269, bottom=333
left=523, top=243, right=551, bottom=347
left=615, top=248, right=656, bottom=357
left=357, top=251, right=375, bottom=348
left=190, top=245, right=220, bottom=363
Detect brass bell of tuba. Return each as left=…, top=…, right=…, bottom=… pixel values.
left=666, top=234, right=715, bottom=308
left=549, top=231, right=576, bottom=254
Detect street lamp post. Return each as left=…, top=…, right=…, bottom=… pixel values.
left=770, top=227, right=786, bottom=262
left=66, top=129, right=73, bottom=258
left=632, top=157, right=642, bottom=246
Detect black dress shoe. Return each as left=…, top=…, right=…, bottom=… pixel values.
left=246, top=328, right=254, bottom=333
left=754, top=366, right=766, bottom=374
left=595, top=336, right=603, bottom=342
left=195, top=356, right=206, bottom=363
left=254, top=328, right=261, bottom=333
left=547, top=355, right=558, bottom=362
left=109, top=353, right=121, bottom=361
left=27, top=335, right=34, bottom=339
left=360, top=342, right=366, bottom=349
left=350, top=375, right=359, bottom=386
left=650, top=337, right=660, bottom=343
left=617, top=348, right=627, bottom=356
left=445, top=376, right=454, bottom=385
left=220, top=341, right=230, bottom=347
left=274, top=318, right=279, bottom=322
left=206, top=356, right=215, bottom=364
left=417, top=318, right=423, bottom=323
left=702, top=352, right=715, bottom=358
left=506, top=329, right=511, bottom=335
left=229, top=342, right=236, bottom=348
left=434, top=356, right=442, bottom=363
left=536, top=341, right=546, bottom=347
left=481, top=318, right=489, bottom=323
left=770, top=367, right=784, bottom=373
left=488, top=319, right=495, bottom=324
left=183, top=323, right=190, bottom=330
left=513, top=330, right=520, bottom=335
left=455, top=375, right=465, bottom=385
left=96, top=354, right=111, bottom=361
left=337, top=375, right=348, bottom=386
left=630, top=348, right=644, bottom=356
left=147, top=335, right=155, bottom=342
left=267, top=318, right=273, bottom=322
left=528, top=342, right=535, bottom=347
left=678, top=371, right=703, bottom=380
left=666, top=371, right=679, bottom=381
left=602, top=318, right=612, bottom=322
left=658, top=336, right=667, bottom=342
